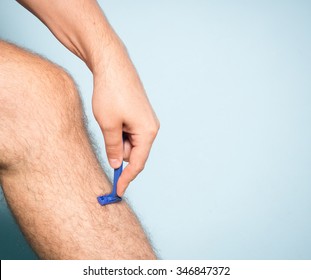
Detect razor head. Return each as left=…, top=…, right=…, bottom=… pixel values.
left=97, top=194, right=122, bottom=206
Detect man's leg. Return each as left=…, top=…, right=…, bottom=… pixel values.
left=0, top=41, right=156, bottom=259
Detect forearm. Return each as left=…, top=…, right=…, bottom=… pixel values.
left=17, top=0, right=121, bottom=72
left=17, top=0, right=160, bottom=196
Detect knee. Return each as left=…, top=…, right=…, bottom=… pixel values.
left=0, top=43, right=85, bottom=168
left=30, top=63, right=84, bottom=136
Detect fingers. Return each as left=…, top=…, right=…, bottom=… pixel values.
left=122, top=138, right=132, bottom=162
left=117, top=121, right=160, bottom=196
left=98, top=118, right=159, bottom=197
left=93, top=90, right=160, bottom=196
left=117, top=142, right=152, bottom=196
left=102, top=124, right=123, bottom=169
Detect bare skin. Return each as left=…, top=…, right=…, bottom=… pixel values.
left=16, top=0, right=160, bottom=196
left=0, top=41, right=156, bottom=259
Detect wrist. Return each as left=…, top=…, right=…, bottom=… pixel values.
left=89, top=34, right=129, bottom=77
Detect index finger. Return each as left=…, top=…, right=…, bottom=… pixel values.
left=116, top=142, right=152, bottom=196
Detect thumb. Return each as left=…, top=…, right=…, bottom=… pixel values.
left=102, top=126, right=123, bottom=169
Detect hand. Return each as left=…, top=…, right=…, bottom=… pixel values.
left=92, top=39, right=160, bottom=196
left=16, top=0, right=159, bottom=196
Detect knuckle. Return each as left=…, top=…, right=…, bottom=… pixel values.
left=92, top=101, right=103, bottom=121
left=93, top=114, right=118, bottom=133
left=132, top=162, right=145, bottom=174
left=93, top=111, right=101, bottom=123
left=106, top=145, right=120, bottom=152
left=146, top=121, right=160, bottom=138
left=155, top=119, right=161, bottom=132
left=102, top=123, right=118, bottom=132
left=105, top=143, right=122, bottom=157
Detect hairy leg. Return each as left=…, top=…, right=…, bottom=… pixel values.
left=0, top=41, right=156, bottom=260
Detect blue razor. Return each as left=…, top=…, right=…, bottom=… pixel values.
left=97, top=162, right=123, bottom=206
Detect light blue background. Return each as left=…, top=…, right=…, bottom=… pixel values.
left=0, top=0, right=311, bottom=259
